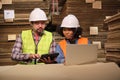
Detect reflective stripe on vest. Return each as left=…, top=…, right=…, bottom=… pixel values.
left=22, top=30, right=52, bottom=55
left=59, top=38, right=88, bottom=57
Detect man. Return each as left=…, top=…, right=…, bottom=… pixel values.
left=11, top=8, right=57, bottom=64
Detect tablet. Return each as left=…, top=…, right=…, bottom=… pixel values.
left=40, top=53, right=59, bottom=60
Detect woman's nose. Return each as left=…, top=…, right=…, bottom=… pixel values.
left=65, top=31, right=70, bottom=34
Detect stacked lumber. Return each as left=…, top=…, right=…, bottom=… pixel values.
left=104, top=12, right=120, bottom=64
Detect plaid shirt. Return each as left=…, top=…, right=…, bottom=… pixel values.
left=11, top=31, right=56, bottom=62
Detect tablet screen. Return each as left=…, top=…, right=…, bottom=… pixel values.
left=40, top=53, right=59, bottom=60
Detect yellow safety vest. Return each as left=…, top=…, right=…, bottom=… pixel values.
left=21, top=30, right=52, bottom=64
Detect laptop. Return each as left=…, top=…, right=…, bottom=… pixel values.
left=65, top=44, right=98, bottom=65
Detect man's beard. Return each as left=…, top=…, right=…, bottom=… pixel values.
left=33, top=28, right=44, bottom=36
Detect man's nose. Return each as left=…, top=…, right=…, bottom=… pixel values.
left=38, top=23, right=42, bottom=27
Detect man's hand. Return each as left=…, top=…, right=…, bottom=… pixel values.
left=29, top=54, right=40, bottom=59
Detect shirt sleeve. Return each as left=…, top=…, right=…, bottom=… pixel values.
left=88, top=40, right=91, bottom=44
left=55, top=44, right=65, bottom=63
left=11, top=34, right=30, bottom=61
left=49, top=39, right=57, bottom=53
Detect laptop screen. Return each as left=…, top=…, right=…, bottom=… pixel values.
left=65, top=44, right=98, bottom=65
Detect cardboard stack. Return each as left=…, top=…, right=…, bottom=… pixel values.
left=104, top=12, right=120, bottom=65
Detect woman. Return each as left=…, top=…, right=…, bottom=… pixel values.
left=56, top=14, right=90, bottom=63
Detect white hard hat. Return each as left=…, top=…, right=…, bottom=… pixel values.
left=29, top=8, right=48, bottom=22
left=61, top=14, right=80, bottom=28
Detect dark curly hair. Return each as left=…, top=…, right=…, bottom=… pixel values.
left=56, top=26, right=83, bottom=38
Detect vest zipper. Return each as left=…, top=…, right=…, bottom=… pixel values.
left=34, top=46, right=37, bottom=64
